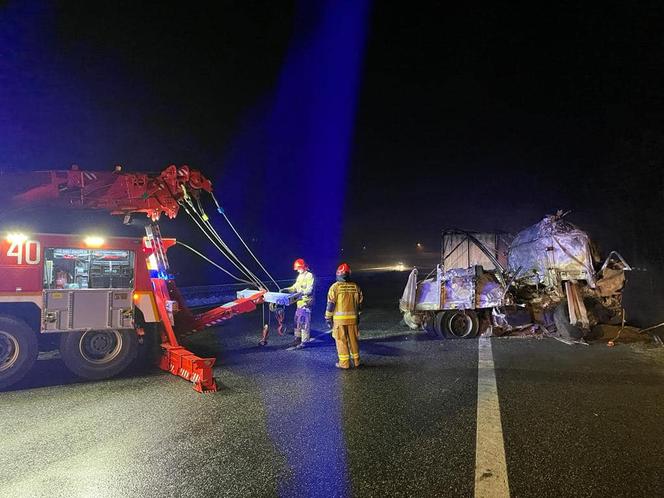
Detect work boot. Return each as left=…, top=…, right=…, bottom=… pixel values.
left=335, top=362, right=350, bottom=369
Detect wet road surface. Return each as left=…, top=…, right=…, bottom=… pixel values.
left=2, top=274, right=664, bottom=497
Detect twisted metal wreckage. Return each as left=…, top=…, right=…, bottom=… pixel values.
left=400, top=211, right=633, bottom=342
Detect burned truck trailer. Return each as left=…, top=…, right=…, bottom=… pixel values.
left=400, top=213, right=631, bottom=339
left=400, top=230, right=511, bottom=337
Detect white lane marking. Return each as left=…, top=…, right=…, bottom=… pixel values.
left=475, top=337, right=510, bottom=498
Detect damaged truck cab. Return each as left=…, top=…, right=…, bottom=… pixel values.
left=506, top=213, right=631, bottom=339
left=400, top=213, right=631, bottom=340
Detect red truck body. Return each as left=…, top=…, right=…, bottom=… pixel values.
left=0, top=233, right=169, bottom=328
left=0, top=165, right=266, bottom=392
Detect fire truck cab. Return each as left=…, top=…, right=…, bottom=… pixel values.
left=0, top=231, right=166, bottom=389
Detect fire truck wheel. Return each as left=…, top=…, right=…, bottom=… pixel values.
left=441, top=310, right=479, bottom=339
left=0, top=316, right=38, bottom=390
left=59, top=329, right=138, bottom=380
left=552, top=300, right=585, bottom=340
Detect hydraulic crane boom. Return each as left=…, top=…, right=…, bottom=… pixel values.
left=6, top=164, right=212, bottom=221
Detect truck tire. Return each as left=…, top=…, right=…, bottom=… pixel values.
left=0, top=315, right=38, bottom=390
left=422, top=313, right=437, bottom=337
left=441, top=310, right=479, bottom=339
left=60, top=329, right=138, bottom=380
left=553, top=300, right=586, bottom=340
left=431, top=312, right=446, bottom=338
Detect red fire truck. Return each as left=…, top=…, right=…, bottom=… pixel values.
left=0, top=165, right=269, bottom=392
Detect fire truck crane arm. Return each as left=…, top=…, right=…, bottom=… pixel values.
left=8, top=164, right=213, bottom=221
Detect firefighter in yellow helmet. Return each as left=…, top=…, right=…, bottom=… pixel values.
left=325, top=263, right=363, bottom=368
left=282, top=258, right=315, bottom=349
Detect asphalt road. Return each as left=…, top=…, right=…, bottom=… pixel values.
left=1, top=273, right=663, bottom=497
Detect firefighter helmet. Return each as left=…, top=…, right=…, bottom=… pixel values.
left=293, top=258, right=307, bottom=271
left=336, top=263, right=351, bottom=276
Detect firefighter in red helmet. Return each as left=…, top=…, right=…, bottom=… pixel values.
left=325, top=263, right=363, bottom=368
left=281, top=258, right=315, bottom=349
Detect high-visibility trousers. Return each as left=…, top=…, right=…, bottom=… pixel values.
left=294, top=307, right=312, bottom=342
left=332, top=323, right=360, bottom=368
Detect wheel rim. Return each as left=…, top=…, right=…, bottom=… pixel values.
left=448, top=312, right=473, bottom=338
left=0, top=331, right=20, bottom=372
left=79, top=330, right=123, bottom=365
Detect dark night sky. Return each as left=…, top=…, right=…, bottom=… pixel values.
left=350, top=2, right=664, bottom=241
left=1, top=1, right=664, bottom=301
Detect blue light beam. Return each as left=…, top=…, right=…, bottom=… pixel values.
left=219, top=0, right=372, bottom=276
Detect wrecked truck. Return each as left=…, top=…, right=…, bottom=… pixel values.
left=400, top=213, right=631, bottom=340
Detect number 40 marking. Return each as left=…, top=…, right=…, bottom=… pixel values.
left=7, top=240, right=41, bottom=265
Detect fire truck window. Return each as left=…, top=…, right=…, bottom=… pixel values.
left=43, top=249, right=135, bottom=289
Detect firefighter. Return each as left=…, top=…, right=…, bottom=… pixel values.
left=281, top=258, right=315, bottom=349
left=325, top=263, right=363, bottom=369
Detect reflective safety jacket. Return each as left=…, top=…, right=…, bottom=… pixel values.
left=284, top=270, right=315, bottom=308
left=325, top=280, right=363, bottom=325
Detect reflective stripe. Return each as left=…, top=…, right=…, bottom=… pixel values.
left=350, top=353, right=359, bottom=358
left=334, top=313, right=357, bottom=319
left=338, top=354, right=350, bottom=360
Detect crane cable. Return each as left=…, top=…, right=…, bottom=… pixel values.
left=198, top=213, right=266, bottom=287
left=209, top=192, right=280, bottom=290
left=179, top=201, right=265, bottom=289
left=153, top=178, right=266, bottom=289
left=184, top=196, right=266, bottom=288
left=180, top=186, right=277, bottom=291
left=175, top=241, right=253, bottom=285
left=184, top=208, right=264, bottom=289
left=198, top=205, right=274, bottom=290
